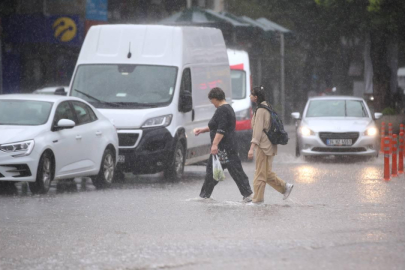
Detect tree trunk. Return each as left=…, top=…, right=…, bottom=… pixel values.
left=370, top=31, right=392, bottom=112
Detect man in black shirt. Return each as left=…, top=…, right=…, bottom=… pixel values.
left=194, top=88, right=253, bottom=202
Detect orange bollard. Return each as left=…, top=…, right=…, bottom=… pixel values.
left=399, top=132, right=404, bottom=174
left=392, top=134, right=398, bottom=177
left=388, top=123, right=393, bottom=153
left=401, top=129, right=405, bottom=158
left=400, top=124, right=404, bottom=134
left=380, top=122, right=385, bottom=153
left=383, top=137, right=391, bottom=181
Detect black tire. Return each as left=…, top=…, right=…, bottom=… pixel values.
left=29, top=151, right=53, bottom=194
left=295, top=140, right=301, bottom=157
left=164, top=142, right=185, bottom=181
left=113, top=168, right=126, bottom=183
left=0, top=181, right=17, bottom=195
left=91, top=148, right=115, bottom=189
left=238, top=143, right=253, bottom=162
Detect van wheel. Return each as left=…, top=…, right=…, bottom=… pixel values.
left=29, top=152, right=53, bottom=194
left=238, top=143, right=252, bottom=162
left=164, top=142, right=185, bottom=181
left=295, top=140, right=301, bottom=157
left=91, top=148, right=115, bottom=189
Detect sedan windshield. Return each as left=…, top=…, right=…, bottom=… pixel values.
left=306, top=100, right=369, bottom=118
left=230, top=70, right=246, bottom=99
left=0, top=100, right=53, bottom=125
left=71, top=64, right=177, bottom=109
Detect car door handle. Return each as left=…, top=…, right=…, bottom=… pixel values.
left=76, top=135, right=82, bottom=140
left=95, top=131, right=103, bottom=136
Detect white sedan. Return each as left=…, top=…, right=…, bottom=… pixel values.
left=0, top=94, right=119, bottom=194
left=292, top=96, right=382, bottom=159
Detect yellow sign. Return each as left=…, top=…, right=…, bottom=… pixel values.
left=53, top=17, right=77, bottom=42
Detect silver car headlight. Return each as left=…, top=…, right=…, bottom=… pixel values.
left=300, top=126, right=315, bottom=136
left=365, top=127, right=377, bottom=136
left=142, top=115, right=173, bottom=128
left=0, top=140, right=35, bottom=157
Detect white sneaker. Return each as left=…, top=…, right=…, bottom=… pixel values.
left=243, top=194, right=252, bottom=203
left=283, top=183, right=294, bottom=200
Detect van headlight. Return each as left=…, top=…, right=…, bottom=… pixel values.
left=0, top=140, right=35, bottom=157
left=142, top=115, right=173, bottom=128
left=300, top=127, right=315, bottom=136
left=365, top=127, right=377, bottom=136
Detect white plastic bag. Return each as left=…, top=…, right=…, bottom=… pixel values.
left=212, top=155, right=225, bottom=181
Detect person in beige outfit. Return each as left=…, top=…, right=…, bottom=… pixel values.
left=248, top=86, right=294, bottom=203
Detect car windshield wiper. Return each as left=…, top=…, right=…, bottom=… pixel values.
left=110, top=102, right=161, bottom=107
left=73, top=89, right=120, bottom=107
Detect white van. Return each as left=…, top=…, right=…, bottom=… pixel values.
left=227, top=49, right=253, bottom=160
left=68, top=25, right=231, bottom=180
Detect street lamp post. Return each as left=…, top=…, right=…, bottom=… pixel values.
left=280, top=32, right=285, bottom=123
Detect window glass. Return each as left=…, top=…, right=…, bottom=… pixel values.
left=54, top=102, right=76, bottom=126
left=0, top=100, right=53, bottom=126
left=230, top=70, right=246, bottom=99
left=71, top=64, right=178, bottom=108
left=180, top=68, right=192, bottom=93
left=72, top=101, right=95, bottom=125
left=306, top=100, right=369, bottom=118
left=346, top=100, right=369, bottom=117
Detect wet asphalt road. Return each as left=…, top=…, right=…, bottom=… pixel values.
left=1, top=126, right=405, bottom=270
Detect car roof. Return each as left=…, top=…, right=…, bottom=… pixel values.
left=0, top=94, right=82, bottom=103
left=308, top=95, right=365, bottom=101
left=34, top=86, right=69, bottom=92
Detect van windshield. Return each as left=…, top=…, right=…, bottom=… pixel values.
left=71, top=65, right=178, bottom=109
left=230, top=70, right=246, bottom=99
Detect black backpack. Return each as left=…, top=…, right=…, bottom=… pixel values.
left=257, top=104, right=289, bottom=145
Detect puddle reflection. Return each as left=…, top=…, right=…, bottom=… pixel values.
left=357, top=167, right=387, bottom=204
left=294, top=165, right=319, bottom=184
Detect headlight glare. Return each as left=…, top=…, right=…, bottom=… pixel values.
left=300, top=127, right=314, bottom=136
left=0, top=140, right=35, bottom=157
left=365, top=127, right=377, bottom=136
left=142, top=115, right=173, bottom=128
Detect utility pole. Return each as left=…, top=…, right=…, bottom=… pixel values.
left=0, top=24, right=2, bottom=95
left=280, top=32, right=285, bottom=122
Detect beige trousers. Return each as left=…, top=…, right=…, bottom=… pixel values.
left=252, top=147, right=286, bottom=203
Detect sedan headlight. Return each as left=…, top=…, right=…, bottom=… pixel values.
left=365, top=127, right=377, bottom=136
left=300, top=127, right=315, bottom=136
left=0, top=140, right=35, bottom=157
left=142, top=115, right=173, bottom=128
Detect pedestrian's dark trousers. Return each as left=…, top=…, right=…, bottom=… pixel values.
left=200, top=155, right=252, bottom=198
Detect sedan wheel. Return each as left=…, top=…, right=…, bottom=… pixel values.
left=91, top=148, right=115, bottom=189
left=29, top=152, right=53, bottom=194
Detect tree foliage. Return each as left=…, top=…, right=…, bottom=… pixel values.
left=226, top=0, right=405, bottom=111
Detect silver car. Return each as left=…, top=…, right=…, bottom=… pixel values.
left=291, top=96, right=382, bottom=159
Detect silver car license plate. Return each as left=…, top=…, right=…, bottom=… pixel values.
left=327, top=139, right=352, bottom=146
left=118, top=155, right=125, bottom=163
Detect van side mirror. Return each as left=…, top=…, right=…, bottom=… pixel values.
left=179, top=91, right=192, bottom=113
left=55, top=87, right=67, bottom=96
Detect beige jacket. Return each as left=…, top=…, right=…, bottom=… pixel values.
left=251, top=101, right=277, bottom=156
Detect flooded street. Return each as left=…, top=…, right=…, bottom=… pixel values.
left=1, top=127, right=404, bottom=270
